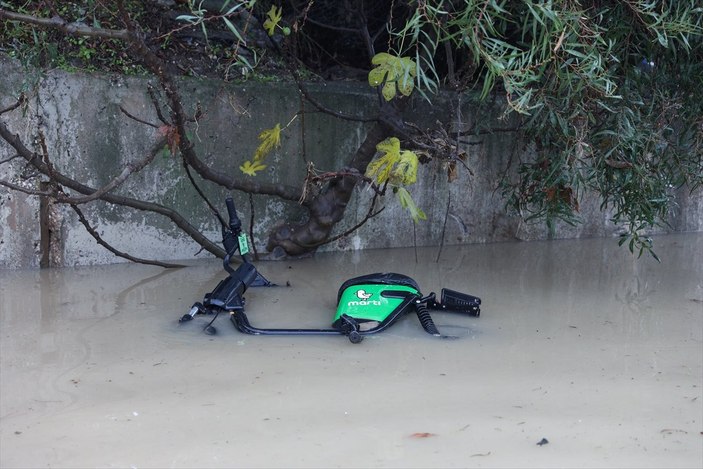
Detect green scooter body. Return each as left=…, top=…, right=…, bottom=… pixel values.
left=332, top=273, right=422, bottom=333
left=335, top=283, right=419, bottom=322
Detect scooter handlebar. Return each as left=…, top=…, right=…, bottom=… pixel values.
left=225, top=196, right=242, bottom=233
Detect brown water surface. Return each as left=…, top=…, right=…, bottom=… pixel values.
left=1, top=235, right=702, bottom=468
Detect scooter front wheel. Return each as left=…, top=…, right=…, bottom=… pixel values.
left=348, top=330, right=364, bottom=344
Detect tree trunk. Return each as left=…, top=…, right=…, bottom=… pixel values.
left=266, top=121, right=391, bottom=257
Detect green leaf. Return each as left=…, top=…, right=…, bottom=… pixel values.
left=223, top=17, right=246, bottom=45
left=263, top=5, right=283, bottom=36
left=175, top=15, right=199, bottom=23
left=368, top=53, right=417, bottom=101
left=223, top=1, right=247, bottom=15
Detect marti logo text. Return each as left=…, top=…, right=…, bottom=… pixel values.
left=348, top=289, right=382, bottom=306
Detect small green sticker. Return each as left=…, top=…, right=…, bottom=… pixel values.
left=237, top=233, right=250, bottom=255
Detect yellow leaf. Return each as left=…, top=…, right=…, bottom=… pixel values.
left=365, top=153, right=394, bottom=184
left=253, top=123, right=281, bottom=162
left=375, top=137, right=401, bottom=158
left=240, top=160, right=267, bottom=176
left=390, top=150, right=419, bottom=185
left=263, top=5, right=282, bottom=36
left=365, top=138, right=418, bottom=186
left=366, top=137, right=424, bottom=223
left=396, top=187, right=426, bottom=223
left=365, top=137, right=401, bottom=184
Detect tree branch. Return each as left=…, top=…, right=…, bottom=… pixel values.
left=119, top=105, right=160, bottom=128
left=146, top=85, right=171, bottom=126
left=0, top=93, right=27, bottom=115
left=112, top=1, right=304, bottom=202
left=55, top=136, right=167, bottom=205
left=298, top=190, right=385, bottom=250
left=266, top=28, right=379, bottom=124
left=0, top=155, right=20, bottom=165
left=71, top=203, right=187, bottom=268
left=2, top=5, right=304, bottom=203
left=0, top=118, right=226, bottom=258
left=0, top=178, right=51, bottom=196
left=0, top=9, right=129, bottom=40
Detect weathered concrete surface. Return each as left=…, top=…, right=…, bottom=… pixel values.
left=1, top=56, right=702, bottom=268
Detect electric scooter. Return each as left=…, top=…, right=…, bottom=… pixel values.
left=179, top=197, right=481, bottom=343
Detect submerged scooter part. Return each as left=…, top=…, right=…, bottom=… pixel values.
left=180, top=197, right=481, bottom=343
left=332, top=273, right=480, bottom=339
left=178, top=197, right=272, bottom=334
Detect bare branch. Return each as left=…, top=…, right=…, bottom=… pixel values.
left=0, top=118, right=225, bottom=258
left=295, top=77, right=379, bottom=123
left=0, top=155, right=20, bottom=165
left=55, top=136, right=167, bottom=204
left=435, top=191, right=451, bottom=263
left=146, top=85, right=170, bottom=126
left=70, top=204, right=187, bottom=268
left=295, top=14, right=361, bottom=35
left=119, top=106, right=160, bottom=128
left=0, top=8, right=129, bottom=40
left=0, top=178, right=51, bottom=196
left=261, top=24, right=379, bottom=124
left=0, top=93, right=27, bottom=115
left=303, top=166, right=385, bottom=198
left=5, top=124, right=166, bottom=206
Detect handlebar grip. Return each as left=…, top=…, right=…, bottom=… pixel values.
left=225, top=197, right=237, bottom=220
left=225, top=196, right=241, bottom=231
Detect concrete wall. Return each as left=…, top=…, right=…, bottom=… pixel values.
left=1, top=57, right=701, bottom=268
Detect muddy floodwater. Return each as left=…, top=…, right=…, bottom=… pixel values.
left=1, top=234, right=701, bottom=468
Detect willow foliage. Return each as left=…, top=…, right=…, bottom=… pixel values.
left=390, top=0, right=702, bottom=256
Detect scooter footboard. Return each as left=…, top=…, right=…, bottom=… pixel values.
left=436, top=288, right=481, bottom=316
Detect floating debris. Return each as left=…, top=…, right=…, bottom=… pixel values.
left=410, top=432, right=437, bottom=438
